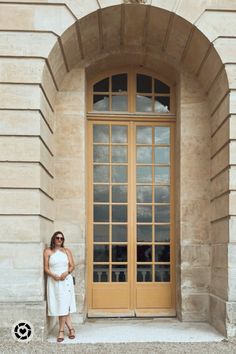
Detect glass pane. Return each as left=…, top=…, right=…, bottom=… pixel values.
left=137, top=265, right=152, bottom=282
left=155, top=225, right=170, bottom=242
left=154, top=96, right=170, bottom=113
left=137, top=205, right=152, bottom=223
left=112, top=205, right=127, bottom=222
left=154, top=167, right=169, bottom=184
left=93, top=145, right=109, bottom=163
left=112, top=95, right=128, bottom=111
left=112, top=265, right=127, bottom=282
left=155, top=265, right=170, bottom=282
left=93, top=245, right=109, bottom=262
left=112, top=166, right=127, bottom=183
left=93, top=265, right=109, bottom=282
left=112, top=126, right=127, bottom=143
left=155, top=205, right=170, bottom=223
left=137, top=245, right=152, bottom=262
left=94, top=205, right=109, bottom=222
left=136, top=95, right=152, bottom=112
left=155, top=245, right=170, bottom=262
left=112, top=146, right=128, bottom=163
left=112, top=185, right=127, bottom=202
left=137, top=74, right=152, bottom=93
left=93, top=95, right=109, bottom=111
left=94, top=185, right=109, bottom=202
left=93, top=165, right=109, bottom=183
left=154, top=80, right=170, bottom=94
left=94, top=78, right=109, bottom=92
left=137, top=186, right=152, bottom=203
left=155, top=186, right=170, bottom=203
left=137, top=166, right=152, bottom=183
left=136, top=126, right=152, bottom=144
left=137, top=225, right=152, bottom=242
left=94, top=224, right=109, bottom=242
left=112, top=225, right=127, bottom=242
left=112, top=74, right=127, bottom=92
left=136, top=147, right=152, bottom=164
left=112, top=245, right=127, bottom=262
left=155, top=127, right=170, bottom=145
left=93, top=125, right=109, bottom=143
left=154, top=147, right=170, bottom=164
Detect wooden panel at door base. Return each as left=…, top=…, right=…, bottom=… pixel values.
left=136, top=284, right=173, bottom=309
left=92, top=285, right=129, bottom=309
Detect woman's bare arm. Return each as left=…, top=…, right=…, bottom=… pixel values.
left=43, top=249, right=60, bottom=280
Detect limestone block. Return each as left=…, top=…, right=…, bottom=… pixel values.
left=181, top=293, right=209, bottom=321
left=55, top=198, right=85, bottom=224
left=60, top=67, right=85, bottom=91
left=209, top=295, right=227, bottom=336
left=48, top=41, right=68, bottom=88
left=181, top=266, right=210, bottom=292
left=0, top=243, right=43, bottom=269
left=181, top=198, right=210, bottom=227
left=211, top=194, right=229, bottom=221
left=226, top=302, right=236, bottom=326
left=211, top=168, right=229, bottom=201
left=176, top=0, right=208, bottom=24
left=40, top=192, right=54, bottom=220
left=180, top=221, right=210, bottom=244
left=102, top=6, right=121, bottom=51
left=79, top=11, right=100, bottom=59
left=61, top=24, right=81, bottom=70
left=212, top=244, right=228, bottom=269
left=0, top=58, right=44, bottom=83
left=211, top=144, right=229, bottom=179
left=181, top=244, right=210, bottom=267
left=230, top=115, right=236, bottom=139
left=211, top=118, right=229, bottom=157
left=0, top=215, right=44, bottom=242
left=40, top=217, right=53, bottom=244
left=214, top=37, right=236, bottom=64
left=0, top=4, right=74, bottom=35
left=0, top=162, right=39, bottom=188
left=0, top=111, right=40, bottom=136
left=208, top=68, right=228, bottom=114
left=151, top=0, right=178, bottom=12
left=228, top=269, right=236, bottom=301
left=228, top=243, right=236, bottom=268
left=211, top=267, right=228, bottom=300
left=124, top=5, right=147, bottom=47
left=68, top=0, right=99, bottom=19
left=0, top=269, right=44, bottom=301
left=196, top=10, right=236, bottom=42
left=211, top=218, right=229, bottom=244
left=230, top=91, right=236, bottom=115
left=53, top=221, right=85, bottom=244
left=211, top=93, right=229, bottom=135
left=98, top=0, right=122, bottom=8
left=69, top=243, right=86, bottom=266
left=42, top=63, right=57, bottom=108
left=199, top=47, right=223, bottom=93
left=0, top=32, right=57, bottom=57
left=229, top=141, right=236, bottom=165
left=55, top=92, right=85, bottom=115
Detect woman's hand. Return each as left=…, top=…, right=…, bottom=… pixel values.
left=59, top=271, right=69, bottom=281
left=52, top=274, right=61, bottom=281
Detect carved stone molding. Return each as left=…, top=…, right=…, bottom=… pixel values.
left=124, top=0, right=148, bottom=4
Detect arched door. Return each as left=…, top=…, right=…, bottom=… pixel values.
left=87, top=69, right=176, bottom=316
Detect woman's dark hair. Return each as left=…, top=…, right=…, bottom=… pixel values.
left=50, top=231, right=65, bottom=250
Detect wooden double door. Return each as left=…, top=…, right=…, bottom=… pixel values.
left=87, top=120, right=175, bottom=316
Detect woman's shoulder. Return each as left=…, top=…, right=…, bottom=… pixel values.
left=44, top=247, right=53, bottom=255
left=64, top=247, right=72, bottom=254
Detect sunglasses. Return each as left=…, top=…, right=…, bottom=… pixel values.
left=55, top=236, right=64, bottom=240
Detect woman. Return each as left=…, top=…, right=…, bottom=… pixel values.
left=44, top=231, right=77, bottom=342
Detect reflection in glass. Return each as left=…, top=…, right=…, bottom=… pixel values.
left=137, top=74, right=152, bottom=93
left=136, top=95, right=152, bottom=112
left=137, top=186, right=152, bottom=203
left=154, top=166, right=169, bottom=184
left=94, top=185, right=109, bottom=202
left=112, top=74, right=127, bottom=92
left=112, top=265, right=127, bottom=282
left=136, top=126, right=152, bottom=144
left=155, top=225, right=170, bottom=242
left=137, top=245, right=152, bottom=262
left=136, top=147, right=152, bottom=164
left=137, top=225, right=152, bottom=242
left=154, top=96, right=170, bottom=112
left=137, top=166, right=152, bottom=183
left=112, top=146, right=128, bottom=163
left=94, top=78, right=109, bottom=92
left=112, top=95, right=128, bottom=111
left=93, top=265, right=109, bottom=282
left=112, top=245, right=127, bottom=262
left=112, top=185, right=127, bottom=202
left=112, top=205, right=127, bottom=222
left=112, top=166, right=127, bottom=183
left=155, top=186, right=170, bottom=203
left=154, top=80, right=170, bottom=94
left=93, top=95, right=109, bottom=111
left=93, top=125, right=109, bottom=143
left=94, top=205, right=109, bottom=222
left=137, top=265, right=152, bottom=282
left=155, top=265, right=170, bottom=282
left=93, top=245, right=109, bottom=262
left=112, top=225, right=127, bottom=242
left=94, top=224, right=109, bottom=242
left=154, top=147, right=170, bottom=164
left=155, top=205, right=170, bottom=222
left=155, top=127, right=170, bottom=145
left=137, top=205, right=152, bottom=223
left=155, top=245, right=170, bottom=262
left=94, top=165, right=109, bottom=183
left=93, top=145, right=109, bottom=163
left=112, top=126, right=127, bottom=143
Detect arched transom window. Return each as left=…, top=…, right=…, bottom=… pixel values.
left=87, top=70, right=173, bottom=114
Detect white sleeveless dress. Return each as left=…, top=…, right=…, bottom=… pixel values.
left=47, top=250, right=77, bottom=316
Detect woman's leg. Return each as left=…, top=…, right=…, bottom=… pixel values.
left=58, top=315, right=67, bottom=338
left=65, top=313, right=73, bottom=329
